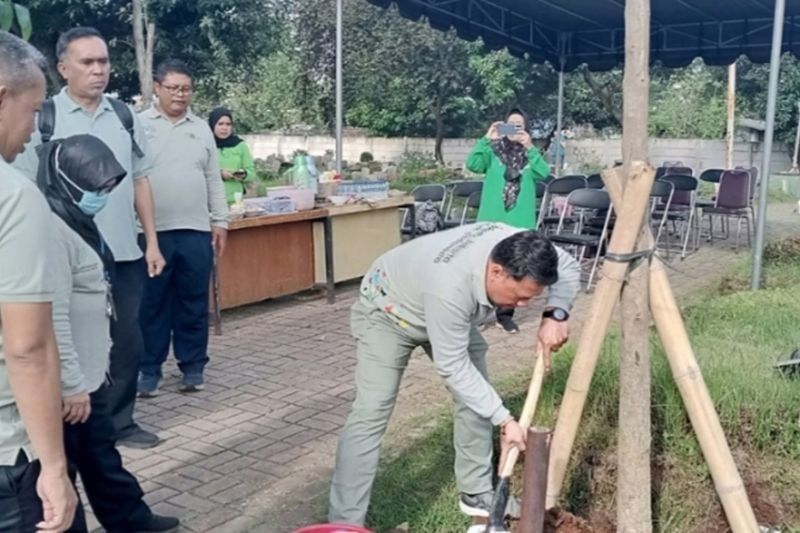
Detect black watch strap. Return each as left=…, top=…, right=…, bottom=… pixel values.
left=542, top=307, right=569, bottom=321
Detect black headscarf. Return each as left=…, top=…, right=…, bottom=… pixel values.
left=36, top=134, right=126, bottom=278
left=490, top=107, right=533, bottom=211
left=209, top=107, right=244, bottom=149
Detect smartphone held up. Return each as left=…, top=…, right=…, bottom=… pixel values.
left=497, top=122, right=520, bottom=137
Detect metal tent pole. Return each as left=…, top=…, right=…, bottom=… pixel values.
left=752, top=0, right=785, bottom=289
left=335, top=0, right=343, bottom=173
left=555, top=66, right=565, bottom=177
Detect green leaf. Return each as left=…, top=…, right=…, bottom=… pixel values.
left=12, top=3, right=31, bottom=40
left=0, top=0, right=14, bottom=32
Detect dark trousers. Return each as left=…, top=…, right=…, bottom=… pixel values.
left=0, top=454, right=43, bottom=533
left=107, top=258, right=147, bottom=437
left=139, top=230, right=212, bottom=383
left=65, top=387, right=150, bottom=530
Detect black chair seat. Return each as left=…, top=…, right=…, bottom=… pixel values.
left=704, top=207, right=748, bottom=215
left=550, top=233, right=601, bottom=246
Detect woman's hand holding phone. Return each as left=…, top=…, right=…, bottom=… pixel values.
left=487, top=121, right=503, bottom=140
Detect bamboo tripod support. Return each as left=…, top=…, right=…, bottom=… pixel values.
left=545, top=166, right=758, bottom=532
left=650, top=258, right=758, bottom=531
left=545, top=162, right=655, bottom=506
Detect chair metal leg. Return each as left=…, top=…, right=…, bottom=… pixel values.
left=681, top=209, right=694, bottom=259
left=707, top=214, right=714, bottom=245
left=735, top=217, right=742, bottom=251
left=746, top=216, right=752, bottom=247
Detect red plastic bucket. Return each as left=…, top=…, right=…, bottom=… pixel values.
left=293, top=524, right=373, bottom=533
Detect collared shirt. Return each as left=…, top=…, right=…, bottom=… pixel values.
left=0, top=157, right=55, bottom=465
left=13, top=87, right=153, bottom=261
left=359, top=223, right=581, bottom=425
left=138, top=107, right=228, bottom=232
left=51, top=217, right=112, bottom=397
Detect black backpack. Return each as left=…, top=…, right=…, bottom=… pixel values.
left=415, top=200, right=444, bottom=234
left=38, top=97, right=144, bottom=158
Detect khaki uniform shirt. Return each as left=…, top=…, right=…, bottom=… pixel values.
left=138, top=107, right=228, bottom=231
left=14, top=88, right=153, bottom=261
left=0, top=157, right=55, bottom=465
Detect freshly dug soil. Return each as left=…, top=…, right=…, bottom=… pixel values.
left=544, top=508, right=594, bottom=533
left=508, top=508, right=603, bottom=533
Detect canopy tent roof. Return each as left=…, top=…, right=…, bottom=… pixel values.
left=366, top=0, right=800, bottom=71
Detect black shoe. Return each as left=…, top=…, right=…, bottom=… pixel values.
left=117, top=427, right=162, bottom=449
left=109, top=514, right=180, bottom=533
left=496, top=315, right=519, bottom=334
left=459, top=491, right=520, bottom=518
left=178, top=382, right=205, bottom=393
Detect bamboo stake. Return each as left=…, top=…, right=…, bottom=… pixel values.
left=603, top=164, right=757, bottom=532
left=649, top=258, right=758, bottom=532
left=545, top=162, right=655, bottom=508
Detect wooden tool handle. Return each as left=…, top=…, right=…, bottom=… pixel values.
left=518, top=348, right=546, bottom=429
left=499, top=347, right=546, bottom=477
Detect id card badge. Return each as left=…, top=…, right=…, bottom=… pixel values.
left=105, top=281, right=117, bottom=321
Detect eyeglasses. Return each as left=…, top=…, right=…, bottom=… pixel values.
left=160, top=83, right=193, bottom=95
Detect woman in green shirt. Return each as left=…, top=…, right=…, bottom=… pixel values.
left=467, top=107, right=550, bottom=333
left=209, top=107, right=256, bottom=204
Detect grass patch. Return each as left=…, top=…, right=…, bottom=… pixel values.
left=364, top=239, right=800, bottom=532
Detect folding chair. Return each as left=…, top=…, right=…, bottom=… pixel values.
left=735, top=165, right=759, bottom=224
left=704, top=169, right=752, bottom=251
left=655, top=174, right=699, bottom=259
left=459, top=191, right=482, bottom=225
left=443, top=180, right=483, bottom=228
left=650, top=179, right=674, bottom=256
left=586, top=173, right=604, bottom=189
left=695, top=168, right=725, bottom=239
left=549, top=188, right=613, bottom=290
left=695, top=168, right=724, bottom=208
left=536, top=175, right=587, bottom=233
left=655, top=166, right=693, bottom=180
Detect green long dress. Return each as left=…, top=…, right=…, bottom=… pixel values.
left=467, top=136, right=550, bottom=230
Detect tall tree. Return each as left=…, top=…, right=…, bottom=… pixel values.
left=131, top=0, right=155, bottom=107
left=618, top=0, right=652, bottom=530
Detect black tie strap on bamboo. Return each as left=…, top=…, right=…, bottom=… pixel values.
left=603, top=248, right=655, bottom=268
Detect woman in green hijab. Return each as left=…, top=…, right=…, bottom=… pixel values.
left=467, top=107, right=550, bottom=332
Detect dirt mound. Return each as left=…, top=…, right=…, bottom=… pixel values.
left=544, top=508, right=593, bottom=532
left=506, top=508, right=606, bottom=533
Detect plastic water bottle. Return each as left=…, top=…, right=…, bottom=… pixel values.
left=305, top=156, right=319, bottom=194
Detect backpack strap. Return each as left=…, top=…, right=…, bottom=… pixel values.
left=108, top=97, right=144, bottom=158
left=37, top=99, right=56, bottom=144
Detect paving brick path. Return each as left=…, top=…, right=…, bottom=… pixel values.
left=83, top=204, right=798, bottom=532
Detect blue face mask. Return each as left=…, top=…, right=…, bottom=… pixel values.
left=55, top=147, right=112, bottom=216
left=77, top=191, right=109, bottom=216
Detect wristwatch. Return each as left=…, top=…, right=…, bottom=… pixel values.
left=542, top=307, right=570, bottom=322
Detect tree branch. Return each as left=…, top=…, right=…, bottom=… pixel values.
left=583, top=67, right=623, bottom=127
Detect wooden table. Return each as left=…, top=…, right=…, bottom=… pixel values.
left=218, top=208, right=331, bottom=309
left=312, top=196, right=415, bottom=302
left=215, top=196, right=414, bottom=313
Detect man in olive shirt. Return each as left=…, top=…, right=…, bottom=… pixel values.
left=329, top=223, right=581, bottom=526
left=137, top=59, right=228, bottom=395
left=0, top=30, right=77, bottom=532
left=14, top=27, right=166, bottom=449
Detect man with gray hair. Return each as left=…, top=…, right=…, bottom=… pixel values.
left=0, top=30, right=77, bottom=532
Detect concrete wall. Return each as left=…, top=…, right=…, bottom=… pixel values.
left=242, top=133, right=792, bottom=175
